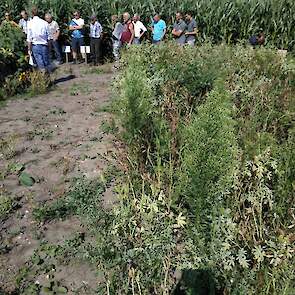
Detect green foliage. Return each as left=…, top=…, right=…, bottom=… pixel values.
left=0, top=195, right=14, bottom=219
left=2, top=0, right=295, bottom=50
left=177, top=81, right=239, bottom=229
left=33, top=177, right=105, bottom=222
left=104, top=44, right=295, bottom=294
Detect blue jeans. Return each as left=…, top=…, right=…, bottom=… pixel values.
left=112, top=39, right=121, bottom=61
left=133, top=37, right=141, bottom=45
left=152, top=39, right=161, bottom=45
left=48, top=39, right=62, bottom=62
left=32, top=44, right=50, bottom=70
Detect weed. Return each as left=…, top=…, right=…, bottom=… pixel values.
left=100, top=118, right=118, bottom=135
left=28, top=70, right=51, bottom=96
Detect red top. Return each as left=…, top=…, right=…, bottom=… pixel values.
left=121, top=20, right=133, bottom=43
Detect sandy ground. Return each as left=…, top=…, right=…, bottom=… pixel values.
left=0, top=63, right=117, bottom=293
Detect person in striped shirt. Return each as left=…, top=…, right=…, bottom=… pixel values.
left=89, top=15, right=103, bottom=66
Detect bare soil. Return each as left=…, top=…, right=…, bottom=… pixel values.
left=0, top=63, right=117, bottom=293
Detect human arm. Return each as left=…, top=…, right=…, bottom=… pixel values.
left=185, top=27, right=198, bottom=36
left=53, top=22, right=60, bottom=40
left=172, top=28, right=183, bottom=37
left=139, top=22, right=147, bottom=39
left=27, top=25, right=32, bottom=52
left=128, top=22, right=135, bottom=45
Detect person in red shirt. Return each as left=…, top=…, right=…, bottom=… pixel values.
left=120, top=12, right=134, bottom=46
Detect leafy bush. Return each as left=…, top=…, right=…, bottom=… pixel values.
left=99, top=43, right=294, bottom=294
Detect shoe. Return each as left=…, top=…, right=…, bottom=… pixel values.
left=71, top=59, right=77, bottom=64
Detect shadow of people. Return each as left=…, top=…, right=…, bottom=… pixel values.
left=53, top=74, right=76, bottom=85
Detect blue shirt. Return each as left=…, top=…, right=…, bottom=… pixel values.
left=70, top=19, right=84, bottom=39
left=152, top=19, right=166, bottom=41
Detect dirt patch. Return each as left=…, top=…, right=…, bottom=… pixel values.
left=0, top=63, right=116, bottom=292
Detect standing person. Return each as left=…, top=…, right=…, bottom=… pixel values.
left=172, top=12, right=187, bottom=45
left=185, top=12, right=197, bottom=46
left=45, top=13, right=63, bottom=64
left=89, top=15, right=103, bottom=66
left=120, top=12, right=134, bottom=46
left=2, top=12, right=18, bottom=27
left=151, top=14, right=166, bottom=44
left=27, top=7, right=50, bottom=72
left=19, top=10, right=31, bottom=35
left=133, top=14, right=147, bottom=45
left=69, top=11, right=84, bottom=64
left=111, top=15, right=123, bottom=61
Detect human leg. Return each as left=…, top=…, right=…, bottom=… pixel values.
left=112, top=39, right=121, bottom=61
left=94, top=38, right=101, bottom=65
left=71, top=38, right=78, bottom=62
left=52, top=40, right=63, bottom=62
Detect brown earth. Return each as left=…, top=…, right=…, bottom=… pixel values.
left=0, top=63, right=118, bottom=294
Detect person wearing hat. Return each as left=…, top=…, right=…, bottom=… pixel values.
left=89, top=15, right=103, bottom=66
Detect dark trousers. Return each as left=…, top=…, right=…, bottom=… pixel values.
left=48, top=39, right=62, bottom=62
left=90, top=37, right=102, bottom=65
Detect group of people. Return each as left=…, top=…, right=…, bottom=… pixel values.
left=2, top=8, right=198, bottom=72
left=111, top=12, right=198, bottom=60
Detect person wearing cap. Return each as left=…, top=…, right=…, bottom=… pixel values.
left=45, top=13, right=63, bottom=64
left=89, top=15, right=103, bottom=65
left=132, top=14, right=147, bottom=45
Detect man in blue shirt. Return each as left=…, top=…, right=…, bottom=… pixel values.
left=69, top=11, right=84, bottom=64
left=151, top=14, right=166, bottom=44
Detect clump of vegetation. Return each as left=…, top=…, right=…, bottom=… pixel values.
left=89, top=43, right=294, bottom=294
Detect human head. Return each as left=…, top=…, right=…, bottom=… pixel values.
left=133, top=13, right=140, bottom=22
left=90, top=14, right=97, bottom=24
left=257, top=32, right=265, bottom=45
left=123, top=12, right=130, bottom=23
left=73, top=11, right=80, bottom=19
left=20, top=10, right=28, bottom=20
left=185, top=12, right=193, bottom=21
left=45, top=13, right=52, bottom=23
left=176, top=12, right=183, bottom=21
left=4, top=12, right=11, bottom=21
left=31, top=7, right=38, bottom=17
left=153, top=14, right=161, bottom=23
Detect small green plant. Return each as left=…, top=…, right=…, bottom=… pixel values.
left=28, top=70, right=51, bottom=96
left=0, top=195, right=14, bottom=219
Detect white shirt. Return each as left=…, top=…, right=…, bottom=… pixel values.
left=27, top=16, right=49, bottom=45
left=133, top=20, right=147, bottom=38
left=48, top=20, right=59, bottom=40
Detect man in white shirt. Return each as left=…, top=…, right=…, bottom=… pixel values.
left=45, top=13, right=63, bottom=64
left=132, top=14, right=147, bottom=44
left=19, top=10, right=31, bottom=35
left=27, top=7, right=50, bottom=72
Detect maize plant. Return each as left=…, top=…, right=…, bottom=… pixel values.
left=0, top=0, right=294, bottom=49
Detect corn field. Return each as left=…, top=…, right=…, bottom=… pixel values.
left=1, top=0, right=295, bottom=50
